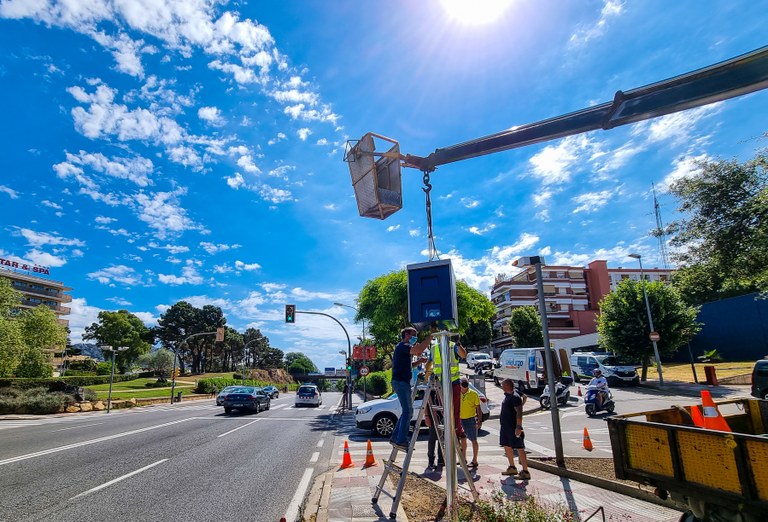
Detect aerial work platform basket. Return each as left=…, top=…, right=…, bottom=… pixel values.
left=345, top=133, right=403, bottom=220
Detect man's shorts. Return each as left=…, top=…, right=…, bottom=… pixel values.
left=500, top=428, right=525, bottom=449
left=460, top=418, right=478, bottom=441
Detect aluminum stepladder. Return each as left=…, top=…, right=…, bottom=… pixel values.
left=372, top=372, right=479, bottom=519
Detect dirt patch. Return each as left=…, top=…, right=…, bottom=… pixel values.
left=390, top=471, right=448, bottom=522
left=534, top=457, right=655, bottom=492
left=247, top=368, right=297, bottom=385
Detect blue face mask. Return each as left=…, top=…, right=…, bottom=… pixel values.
left=409, top=336, right=418, bottom=345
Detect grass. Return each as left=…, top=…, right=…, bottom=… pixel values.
left=647, top=361, right=754, bottom=382
left=86, top=377, right=198, bottom=400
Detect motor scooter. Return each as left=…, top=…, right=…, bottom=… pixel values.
left=584, top=385, right=615, bottom=416
left=539, top=381, right=570, bottom=409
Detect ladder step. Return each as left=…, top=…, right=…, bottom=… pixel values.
left=384, top=463, right=402, bottom=474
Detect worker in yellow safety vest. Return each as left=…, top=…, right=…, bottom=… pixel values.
left=429, top=324, right=467, bottom=439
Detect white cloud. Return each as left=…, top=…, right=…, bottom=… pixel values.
left=468, top=224, right=497, bottom=236
left=386, top=224, right=401, bottom=232
left=66, top=297, right=103, bottom=344
left=107, top=297, right=133, bottom=306
left=661, top=153, right=709, bottom=190
left=297, top=127, right=312, bottom=141
left=198, top=105, right=224, bottom=124
left=409, top=229, right=421, bottom=238
left=226, top=172, right=246, bottom=189
left=529, top=135, right=596, bottom=185
left=569, top=0, right=624, bottom=47
left=461, top=198, right=480, bottom=209
left=236, top=154, right=261, bottom=173
left=200, top=242, right=241, bottom=255
left=0, top=185, right=19, bottom=199
left=316, top=138, right=328, bottom=146
left=235, top=260, right=261, bottom=271
left=158, top=265, right=203, bottom=285
left=571, top=189, right=617, bottom=213
left=132, top=188, right=203, bottom=239
left=54, top=150, right=155, bottom=187
left=24, top=249, right=67, bottom=267
left=268, top=132, right=286, bottom=145
left=17, top=228, right=85, bottom=248
left=133, top=311, right=159, bottom=326
left=87, top=265, right=143, bottom=286
left=147, top=242, right=190, bottom=254
left=41, top=200, right=63, bottom=210
left=269, top=165, right=295, bottom=178
left=633, top=105, right=721, bottom=147
left=95, top=216, right=117, bottom=224
left=324, top=203, right=337, bottom=211
left=259, top=184, right=293, bottom=204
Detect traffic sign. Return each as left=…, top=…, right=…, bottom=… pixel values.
left=649, top=331, right=661, bottom=342
left=359, top=366, right=370, bottom=376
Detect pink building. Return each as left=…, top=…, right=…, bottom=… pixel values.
left=490, top=260, right=673, bottom=352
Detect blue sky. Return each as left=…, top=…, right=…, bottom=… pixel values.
left=1, top=0, right=766, bottom=372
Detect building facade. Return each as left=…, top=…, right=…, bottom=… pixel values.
left=0, top=259, right=72, bottom=327
left=490, top=260, right=673, bottom=353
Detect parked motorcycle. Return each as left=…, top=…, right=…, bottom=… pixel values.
left=539, top=381, right=570, bottom=409
left=584, top=385, right=615, bottom=416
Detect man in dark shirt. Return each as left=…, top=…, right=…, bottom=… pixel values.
left=390, top=326, right=431, bottom=450
left=499, top=378, right=530, bottom=480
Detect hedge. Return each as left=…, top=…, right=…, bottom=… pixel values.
left=195, top=377, right=300, bottom=394
left=0, top=387, right=75, bottom=415
left=0, top=374, right=139, bottom=389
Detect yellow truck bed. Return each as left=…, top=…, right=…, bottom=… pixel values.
left=606, top=398, right=768, bottom=521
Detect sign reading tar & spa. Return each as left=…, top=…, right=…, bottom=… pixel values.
left=0, top=257, right=50, bottom=275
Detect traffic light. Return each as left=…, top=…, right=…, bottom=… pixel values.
left=173, top=367, right=180, bottom=378
left=285, top=304, right=296, bottom=323
left=346, top=357, right=352, bottom=372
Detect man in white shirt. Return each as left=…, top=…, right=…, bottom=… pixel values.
left=588, top=369, right=609, bottom=409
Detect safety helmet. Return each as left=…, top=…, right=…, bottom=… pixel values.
left=593, top=369, right=602, bottom=376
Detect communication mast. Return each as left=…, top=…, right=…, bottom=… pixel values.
left=651, top=183, right=670, bottom=269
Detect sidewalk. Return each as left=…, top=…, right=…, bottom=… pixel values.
left=304, top=408, right=683, bottom=522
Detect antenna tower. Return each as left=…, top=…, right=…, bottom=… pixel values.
left=652, top=183, right=669, bottom=268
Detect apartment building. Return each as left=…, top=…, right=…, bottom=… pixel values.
left=490, top=259, right=673, bottom=352
left=0, top=257, right=72, bottom=327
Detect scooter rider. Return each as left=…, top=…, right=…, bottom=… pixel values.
left=588, top=369, right=609, bottom=409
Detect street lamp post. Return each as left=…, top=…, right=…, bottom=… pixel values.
left=334, top=302, right=367, bottom=399
left=628, top=253, right=664, bottom=386
left=103, top=345, right=129, bottom=413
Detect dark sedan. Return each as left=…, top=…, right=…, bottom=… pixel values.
left=221, top=387, right=271, bottom=414
left=262, top=385, right=279, bottom=398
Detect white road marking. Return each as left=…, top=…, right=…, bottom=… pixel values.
left=0, top=418, right=192, bottom=467
left=284, top=467, right=314, bottom=522
left=69, top=459, right=168, bottom=500
left=316, top=439, right=324, bottom=448
left=54, top=422, right=104, bottom=432
left=310, top=451, right=320, bottom=463
left=270, top=404, right=287, bottom=410
left=217, top=419, right=261, bottom=437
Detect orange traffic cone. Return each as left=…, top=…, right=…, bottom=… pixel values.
left=363, top=439, right=378, bottom=468
left=583, top=427, right=593, bottom=451
left=577, top=386, right=582, bottom=397
left=700, top=391, right=731, bottom=432
left=690, top=404, right=705, bottom=427
left=339, top=440, right=355, bottom=469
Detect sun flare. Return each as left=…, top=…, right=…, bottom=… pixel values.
left=440, top=0, right=514, bottom=25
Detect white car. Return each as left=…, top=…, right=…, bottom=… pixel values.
left=466, top=352, right=492, bottom=370
left=355, top=383, right=491, bottom=438
left=295, top=384, right=322, bottom=407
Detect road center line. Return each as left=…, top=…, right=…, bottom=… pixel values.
left=310, top=451, right=320, bottom=463
left=217, top=419, right=261, bottom=437
left=316, top=439, right=324, bottom=448
left=284, top=467, right=314, bottom=522
left=69, top=459, right=168, bottom=500
left=54, top=422, right=104, bottom=432
left=0, top=418, right=192, bottom=467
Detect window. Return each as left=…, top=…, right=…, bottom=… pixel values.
left=659, top=275, right=668, bottom=282
left=556, top=271, right=566, bottom=279
left=621, top=274, right=630, bottom=280
left=543, top=284, right=556, bottom=296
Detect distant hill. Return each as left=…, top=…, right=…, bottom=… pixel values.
left=70, top=343, right=105, bottom=361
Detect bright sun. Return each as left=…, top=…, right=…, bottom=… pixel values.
left=440, top=0, right=514, bottom=25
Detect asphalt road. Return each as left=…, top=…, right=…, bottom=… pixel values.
left=0, top=392, right=343, bottom=522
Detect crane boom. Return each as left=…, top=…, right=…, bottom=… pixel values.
left=405, top=45, right=768, bottom=172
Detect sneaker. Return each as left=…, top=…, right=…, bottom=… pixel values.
left=515, top=470, right=531, bottom=480
left=501, top=465, right=518, bottom=476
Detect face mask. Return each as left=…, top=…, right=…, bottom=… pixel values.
left=409, top=336, right=418, bottom=344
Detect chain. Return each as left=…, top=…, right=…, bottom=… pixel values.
left=422, top=171, right=439, bottom=261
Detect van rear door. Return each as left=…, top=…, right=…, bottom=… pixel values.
left=527, top=352, right=538, bottom=389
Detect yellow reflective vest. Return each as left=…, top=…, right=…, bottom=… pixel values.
left=432, top=340, right=461, bottom=382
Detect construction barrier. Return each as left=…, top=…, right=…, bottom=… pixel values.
left=701, top=390, right=731, bottom=432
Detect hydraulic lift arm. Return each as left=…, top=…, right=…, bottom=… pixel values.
left=405, top=45, right=768, bottom=172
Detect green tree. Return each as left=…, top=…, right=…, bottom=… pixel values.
left=0, top=279, right=24, bottom=377
left=14, top=346, right=54, bottom=378
left=508, top=306, right=544, bottom=347
left=668, top=152, right=768, bottom=304
left=139, top=349, right=175, bottom=381
left=461, top=319, right=493, bottom=348
left=83, top=310, right=152, bottom=371
left=243, top=327, right=283, bottom=369
left=156, top=301, right=197, bottom=373
left=284, top=352, right=318, bottom=374
left=356, top=270, right=496, bottom=360
left=14, top=306, right=67, bottom=378
left=597, top=279, right=699, bottom=380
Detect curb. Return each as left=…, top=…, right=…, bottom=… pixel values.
left=526, top=459, right=684, bottom=512
left=303, top=469, right=333, bottom=522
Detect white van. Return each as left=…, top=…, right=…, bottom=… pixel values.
left=466, top=351, right=492, bottom=369
left=570, top=352, right=639, bottom=386
left=493, top=347, right=572, bottom=391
